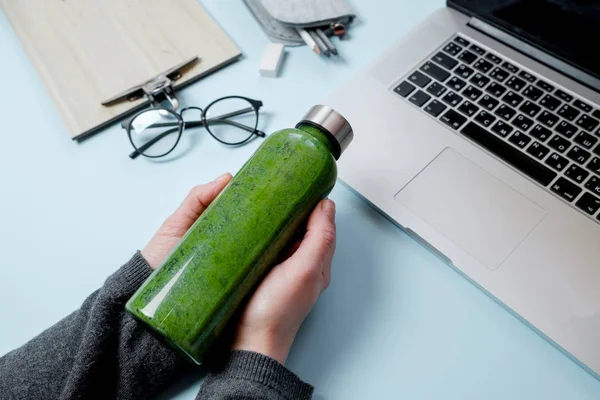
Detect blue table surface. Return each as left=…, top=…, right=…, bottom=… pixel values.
left=2, top=1, right=600, bottom=398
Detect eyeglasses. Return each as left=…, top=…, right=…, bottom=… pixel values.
left=125, top=96, right=266, bottom=159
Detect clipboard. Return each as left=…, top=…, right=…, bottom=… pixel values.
left=1, top=0, right=242, bottom=140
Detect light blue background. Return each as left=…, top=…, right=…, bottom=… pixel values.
left=1, top=1, right=599, bottom=399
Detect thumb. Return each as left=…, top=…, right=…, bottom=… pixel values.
left=171, top=173, right=232, bottom=226
left=286, top=199, right=337, bottom=290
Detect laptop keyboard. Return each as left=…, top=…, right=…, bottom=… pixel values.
left=394, top=35, right=600, bottom=223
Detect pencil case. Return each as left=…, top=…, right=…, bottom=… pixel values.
left=243, top=0, right=356, bottom=46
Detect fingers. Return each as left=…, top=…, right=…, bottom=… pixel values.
left=172, top=173, right=232, bottom=225
left=287, top=199, right=336, bottom=290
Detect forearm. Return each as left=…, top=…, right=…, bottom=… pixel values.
left=0, top=252, right=315, bottom=400
left=0, top=252, right=190, bottom=400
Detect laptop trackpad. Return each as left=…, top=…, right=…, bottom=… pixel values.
left=395, top=148, right=546, bottom=270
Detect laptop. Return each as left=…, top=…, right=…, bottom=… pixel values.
left=325, top=1, right=600, bottom=378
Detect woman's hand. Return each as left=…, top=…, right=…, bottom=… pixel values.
left=232, top=199, right=336, bottom=364
left=141, top=173, right=233, bottom=269
left=141, top=174, right=337, bottom=365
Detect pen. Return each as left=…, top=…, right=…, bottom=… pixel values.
left=296, top=27, right=320, bottom=55
left=316, top=28, right=338, bottom=56
left=308, top=29, right=330, bottom=57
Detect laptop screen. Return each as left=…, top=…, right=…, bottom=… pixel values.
left=449, top=0, right=600, bottom=82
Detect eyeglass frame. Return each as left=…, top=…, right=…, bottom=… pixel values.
left=125, top=95, right=266, bottom=159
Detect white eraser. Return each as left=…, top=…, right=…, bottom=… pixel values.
left=259, top=43, right=285, bottom=78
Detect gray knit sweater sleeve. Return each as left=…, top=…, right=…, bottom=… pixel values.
left=0, top=252, right=313, bottom=400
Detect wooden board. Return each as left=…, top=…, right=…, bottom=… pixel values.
left=1, top=0, right=241, bottom=140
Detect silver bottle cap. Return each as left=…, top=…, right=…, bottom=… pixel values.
left=297, top=105, right=354, bottom=159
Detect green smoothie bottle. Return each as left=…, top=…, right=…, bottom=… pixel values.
left=126, top=105, right=353, bottom=364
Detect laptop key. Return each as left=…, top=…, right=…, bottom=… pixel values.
left=587, top=157, right=600, bottom=175
left=502, top=61, right=519, bottom=74
left=407, top=71, right=431, bottom=88
left=469, top=44, right=486, bottom=56
left=555, top=120, right=578, bottom=138
left=539, top=94, right=561, bottom=111
left=531, top=124, right=552, bottom=141
left=567, top=146, right=591, bottom=164
left=506, top=76, right=526, bottom=92
left=537, top=111, right=559, bottom=128
left=527, top=141, right=550, bottom=160
left=478, top=95, right=499, bottom=111
left=518, top=70, right=536, bottom=83
left=545, top=153, right=569, bottom=172
left=425, top=100, right=447, bottom=117
left=486, top=82, right=507, bottom=97
left=519, top=100, right=541, bottom=117
left=408, top=90, right=431, bottom=107
left=395, top=81, right=416, bottom=97
left=523, top=85, right=543, bottom=101
left=474, top=110, right=496, bottom=127
left=440, top=109, right=467, bottom=130
left=551, top=177, right=582, bottom=202
left=489, top=67, right=510, bottom=82
left=463, top=86, right=482, bottom=101
left=595, top=144, right=600, bottom=156
left=491, top=120, right=513, bottom=137
left=421, top=62, right=451, bottom=82
left=485, top=53, right=502, bottom=64
left=432, top=52, right=458, bottom=70
left=470, top=73, right=491, bottom=88
left=593, top=110, right=600, bottom=120
left=442, top=91, right=463, bottom=107
left=512, top=114, right=534, bottom=131
left=461, top=122, right=557, bottom=186
left=473, top=59, right=493, bottom=73
left=458, top=101, right=479, bottom=117
left=555, top=90, right=573, bottom=103
left=454, top=36, right=470, bottom=47
left=565, top=164, right=589, bottom=184
left=576, top=193, right=600, bottom=215
left=575, top=114, right=599, bottom=132
left=573, top=99, right=593, bottom=113
left=573, top=131, right=598, bottom=149
left=443, top=42, right=463, bottom=56
left=447, top=76, right=467, bottom=92
left=457, top=51, right=478, bottom=65
left=557, top=104, right=580, bottom=121
left=536, top=79, right=555, bottom=92
left=585, top=176, right=600, bottom=196
left=508, top=131, right=531, bottom=149
left=548, top=135, right=571, bottom=153
left=495, top=104, right=517, bottom=121
left=503, top=91, right=524, bottom=107
left=426, top=82, right=447, bottom=97
left=455, top=64, right=475, bottom=79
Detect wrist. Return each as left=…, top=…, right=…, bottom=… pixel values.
left=232, top=329, right=295, bottom=365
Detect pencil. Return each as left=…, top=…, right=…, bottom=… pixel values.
left=296, top=27, right=320, bottom=55
left=316, top=28, right=338, bottom=56
left=308, top=29, right=330, bottom=57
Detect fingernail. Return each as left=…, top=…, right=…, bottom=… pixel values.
left=323, top=199, right=336, bottom=216
left=213, top=173, right=230, bottom=184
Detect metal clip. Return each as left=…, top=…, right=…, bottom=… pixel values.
left=101, top=56, right=199, bottom=111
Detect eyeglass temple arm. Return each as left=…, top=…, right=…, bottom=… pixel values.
left=200, top=119, right=265, bottom=136
left=200, top=106, right=266, bottom=136
left=129, top=127, right=181, bottom=159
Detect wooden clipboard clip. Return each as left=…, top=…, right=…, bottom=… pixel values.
left=101, top=56, right=199, bottom=111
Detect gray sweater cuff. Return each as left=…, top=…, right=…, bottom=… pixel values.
left=214, top=350, right=314, bottom=399
left=105, top=251, right=153, bottom=302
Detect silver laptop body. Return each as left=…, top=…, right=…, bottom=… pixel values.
left=325, top=4, right=600, bottom=377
